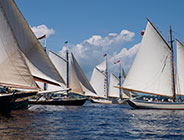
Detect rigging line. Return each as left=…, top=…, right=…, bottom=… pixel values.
left=172, top=30, right=184, bottom=38
left=155, top=24, right=180, bottom=45
left=161, top=64, right=166, bottom=73
left=161, top=54, right=169, bottom=72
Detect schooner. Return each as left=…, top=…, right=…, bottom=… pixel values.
left=90, top=58, right=130, bottom=104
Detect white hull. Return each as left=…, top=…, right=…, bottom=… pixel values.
left=91, top=98, right=113, bottom=104
left=117, top=99, right=128, bottom=104
left=128, top=99, right=184, bottom=110
left=91, top=98, right=127, bottom=104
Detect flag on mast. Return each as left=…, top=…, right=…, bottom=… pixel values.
left=141, top=30, right=145, bottom=36
left=37, top=35, right=46, bottom=40
left=114, top=60, right=120, bottom=64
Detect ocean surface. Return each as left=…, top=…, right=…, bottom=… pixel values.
left=0, top=101, right=184, bottom=140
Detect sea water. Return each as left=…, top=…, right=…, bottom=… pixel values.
left=0, top=101, right=183, bottom=140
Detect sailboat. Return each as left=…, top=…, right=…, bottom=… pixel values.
left=0, top=0, right=66, bottom=112
left=121, top=18, right=184, bottom=110
left=29, top=50, right=96, bottom=105
left=90, top=56, right=131, bottom=104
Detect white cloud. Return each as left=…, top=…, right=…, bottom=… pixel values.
left=31, top=24, right=55, bottom=38
left=86, top=30, right=135, bottom=48
left=59, top=29, right=140, bottom=79
left=109, top=43, right=140, bottom=75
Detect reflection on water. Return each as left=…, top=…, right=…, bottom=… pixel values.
left=124, top=109, right=184, bottom=139
left=0, top=102, right=183, bottom=139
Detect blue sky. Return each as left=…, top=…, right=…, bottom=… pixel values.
left=15, top=0, right=184, bottom=78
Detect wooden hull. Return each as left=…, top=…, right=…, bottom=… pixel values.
left=127, top=99, right=184, bottom=110
left=29, top=98, right=87, bottom=106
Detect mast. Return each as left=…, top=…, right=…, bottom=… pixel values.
left=65, top=41, right=69, bottom=90
left=170, top=25, right=176, bottom=101
left=43, top=36, right=47, bottom=90
left=105, top=55, right=109, bottom=97
left=119, top=63, right=122, bottom=99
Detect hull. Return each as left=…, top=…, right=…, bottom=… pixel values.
left=12, top=98, right=29, bottom=110
left=29, top=98, right=87, bottom=106
left=91, top=98, right=113, bottom=104
left=90, top=98, right=128, bottom=104
left=11, top=91, right=37, bottom=110
left=127, top=99, right=184, bottom=110
left=117, top=99, right=128, bottom=104
left=0, top=94, right=13, bottom=114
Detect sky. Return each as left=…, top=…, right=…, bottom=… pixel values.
left=15, top=0, right=184, bottom=79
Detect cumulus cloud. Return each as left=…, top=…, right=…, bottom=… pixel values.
left=31, top=24, right=55, bottom=38
left=109, top=43, right=140, bottom=75
left=59, top=29, right=140, bottom=79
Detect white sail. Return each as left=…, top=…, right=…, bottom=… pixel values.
left=96, top=60, right=106, bottom=72
left=69, top=62, right=84, bottom=95
left=71, top=53, right=97, bottom=97
left=0, top=2, right=38, bottom=90
left=176, top=40, right=184, bottom=96
left=35, top=81, right=45, bottom=90
left=90, top=68, right=106, bottom=98
left=0, top=0, right=65, bottom=86
left=108, top=73, right=120, bottom=98
left=36, top=51, right=68, bottom=91
left=122, top=21, right=173, bottom=97
left=47, top=51, right=68, bottom=91
left=48, top=51, right=67, bottom=84
left=46, top=83, right=66, bottom=92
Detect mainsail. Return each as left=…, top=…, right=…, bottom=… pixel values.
left=69, top=61, right=84, bottom=95
left=71, top=53, right=96, bottom=96
left=176, top=40, right=184, bottom=96
left=108, top=73, right=120, bottom=98
left=0, top=1, right=38, bottom=89
left=122, top=20, right=173, bottom=97
left=0, top=0, right=65, bottom=86
left=90, top=67, right=106, bottom=98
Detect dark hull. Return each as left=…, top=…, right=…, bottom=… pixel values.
left=29, top=98, right=87, bottom=106
left=0, top=94, right=13, bottom=114
left=12, top=98, right=29, bottom=110
left=0, top=92, right=36, bottom=113
left=13, top=91, right=37, bottom=99
left=11, top=91, right=37, bottom=110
